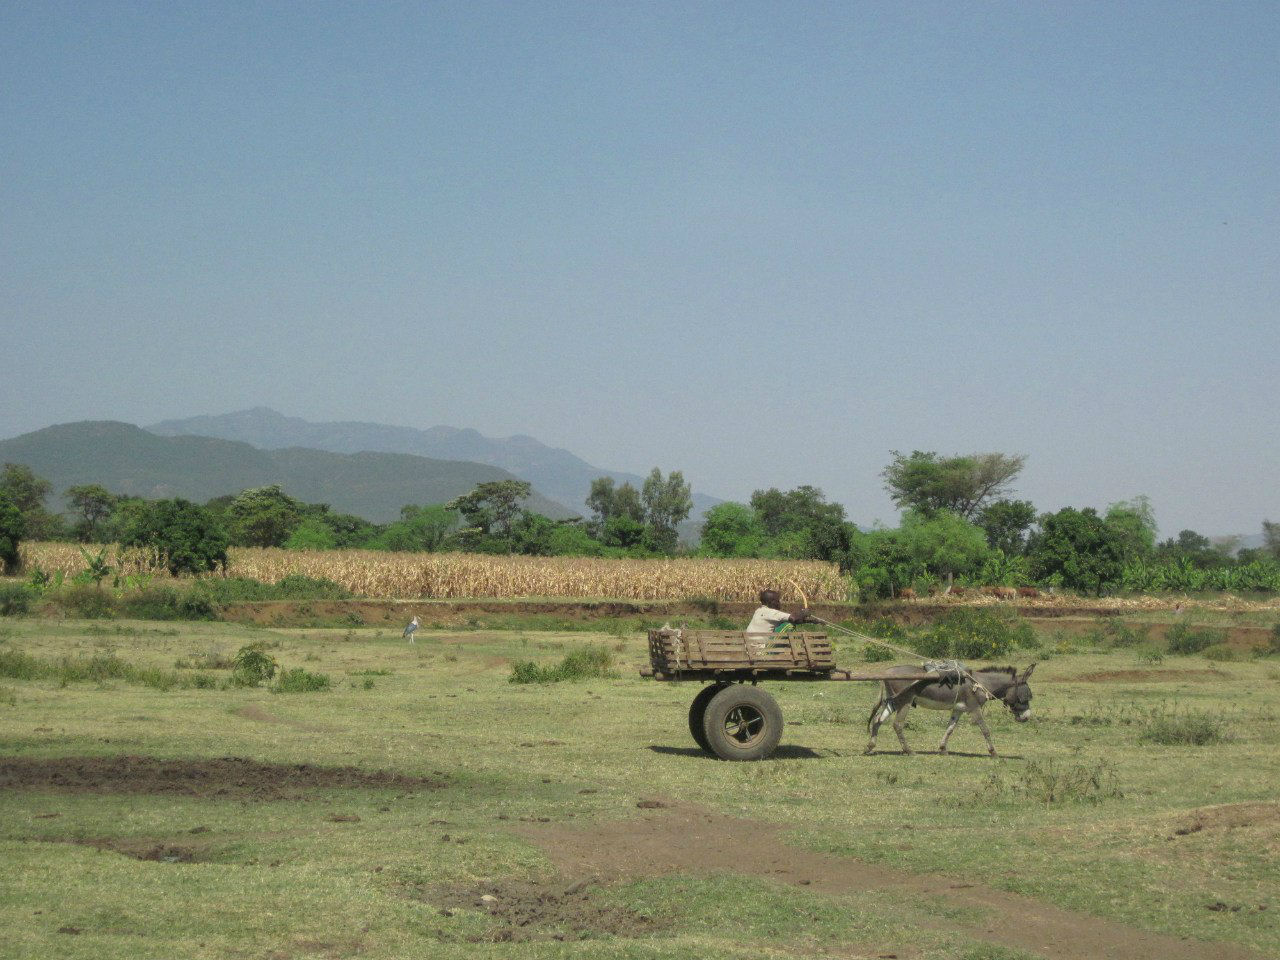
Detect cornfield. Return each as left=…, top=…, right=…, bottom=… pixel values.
left=17, top=542, right=846, bottom=603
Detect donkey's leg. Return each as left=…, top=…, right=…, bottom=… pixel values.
left=938, top=708, right=962, bottom=754
left=865, top=688, right=887, bottom=754
left=891, top=703, right=914, bottom=754
left=970, top=708, right=998, bottom=756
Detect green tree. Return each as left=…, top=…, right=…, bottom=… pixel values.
left=898, top=509, right=993, bottom=590
left=601, top=514, right=646, bottom=550
left=0, top=463, right=64, bottom=540
left=585, top=477, right=645, bottom=534
left=283, top=518, right=338, bottom=550
left=1028, top=507, right=1127, bottom=596
left=1264, top=520, right=1280, bottom=560
left=747, top=486, right=853, bottom=564
left=700, top=502, right=766, bottom=557
left=1105, top=495, right=1157, bottom=562
left=641, top=468, right=693, bottom=550
left=228, top=485, right=304, bottom=548
left=448, top=480, right=532, bottom=539
left=976, top=499, right=1037, bottom=555
left=882, top=451, right=1026, bottom=519
left=0, top=496, right=22, bottom=573
left=371, top=504, right=458, bottom=552
left=121, top=499, right=230, bottom=575
left=65, top=484, right=119, bottom=542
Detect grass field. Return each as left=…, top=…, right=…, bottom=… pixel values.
left=1, top=615, right=1278, bottom=959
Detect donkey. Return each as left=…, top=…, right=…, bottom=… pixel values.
left=865, top=664, right=1036, bottom=757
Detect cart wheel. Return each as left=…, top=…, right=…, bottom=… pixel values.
left=702, top=685, right=783, bottom=761
left=688, top=683, right=728, bottom=754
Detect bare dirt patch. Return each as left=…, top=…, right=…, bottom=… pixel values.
left=1073, top=668, right=1226, bottom=683
left=1173, top=802, right=1280, bottom=836
left=0, top=755, right=444, bottom=800
left=517, top=803, right=1265, bottom=960
left=71, top=837, right=208, bottom=862
left=234, top=705, right=328, bottom=732
left=429, top=879, right=666, bottom=943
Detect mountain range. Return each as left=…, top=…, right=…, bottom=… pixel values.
left=0, top=421, right=572, bottom=524
left=148, top=407, right=723, bottom=520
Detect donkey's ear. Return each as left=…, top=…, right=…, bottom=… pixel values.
left=1021, top=663, right=1037, bottom=680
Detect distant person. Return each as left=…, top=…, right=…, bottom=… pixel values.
left=745, top=589, right=816, bottom=635
left=403, top=615, right=419, bottom=643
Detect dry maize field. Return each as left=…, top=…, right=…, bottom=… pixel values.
left=17, top=542, right=846, bottom=602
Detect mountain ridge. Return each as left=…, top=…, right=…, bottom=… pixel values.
left=0, top=421, right=572, bottom=523
left=147, top=407, right=724, bottom=520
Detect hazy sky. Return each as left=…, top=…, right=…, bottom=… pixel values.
left=2, top=2, right=1277, bottom=536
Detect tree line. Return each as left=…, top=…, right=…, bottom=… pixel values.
left=1, top=455, right=1277, bottom=596
left=0, top=463, right=693, bottom=575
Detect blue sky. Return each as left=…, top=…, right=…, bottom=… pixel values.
left=2, top=2, right=1276, bottom=536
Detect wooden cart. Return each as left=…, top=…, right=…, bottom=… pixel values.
left=641, top=628, right=941, bottom=761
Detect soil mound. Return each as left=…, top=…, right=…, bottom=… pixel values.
left=430, top=880, right=665, bottom=943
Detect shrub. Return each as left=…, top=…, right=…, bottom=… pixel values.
left=0, top=582, right=34, bottom=616
left=119, top=586, right=183, bottom=620
left=272, top=668, right=331, bottom=693
left=273, top=575, right=351, bottom=600
left=1202, top=644, right=1237, bottom=662
left=1166, top=621, right=1226, bottom=655
left=856, top=617, right=907, bottom=661
left=1017, top=759, right=1123, bottom=804
left=55, top=584, right=117, bottom=619
left=231, top=642, right=278, bottom=687
left=0, top=648, right=41, bottom=679
left=919, top=608, right=1022, bottom=660
left=508, top=645, right=617, bottom=684
left=1140, top=710, right=1226, bottom=746
left=1086, top=617, right=1149, bottom=649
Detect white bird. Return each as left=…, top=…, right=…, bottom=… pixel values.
left=403, top=615, right=420, bottom=643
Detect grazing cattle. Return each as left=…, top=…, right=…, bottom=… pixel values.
left=898, top=587, right=917, bottom=600
left=990, top=586, right=1017, bottom=600
left=865, top=664, right=1036, bottom=757
left=948, top=585, right=966, bottom=597
left=1016, top=587, right=1039, bottom=598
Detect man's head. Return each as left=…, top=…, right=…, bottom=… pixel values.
left=759, top=588, right=781, bottom=607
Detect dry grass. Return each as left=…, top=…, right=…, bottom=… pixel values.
left=18, top=542, right=845, bottom=602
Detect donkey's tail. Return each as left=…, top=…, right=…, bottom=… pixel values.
left=867, top=684, right=887, bottom=733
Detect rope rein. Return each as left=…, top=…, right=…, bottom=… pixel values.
left=805, top=614, right=1000, bottom=706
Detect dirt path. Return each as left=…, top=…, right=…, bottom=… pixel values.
left=518, top=803, right=1265, bottom=960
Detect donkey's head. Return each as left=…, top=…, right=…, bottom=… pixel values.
left=1002, top=663, right=1036, bottom=722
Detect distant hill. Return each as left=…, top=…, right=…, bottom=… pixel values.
left=0, top=421, right=572, bottom=523
left=148, top=407, right=724, bottom=522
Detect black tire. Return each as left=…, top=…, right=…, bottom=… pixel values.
left=702, top=685, right=783, bottom=761
left=688, top=683, right=727, bottom=754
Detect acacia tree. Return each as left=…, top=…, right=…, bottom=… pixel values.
left=448, top=480, right=532, bottom=538
left=882, top=451, right=1026, bottom=519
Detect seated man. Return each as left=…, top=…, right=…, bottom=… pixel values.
left=746, top=588, right=817, bottom=634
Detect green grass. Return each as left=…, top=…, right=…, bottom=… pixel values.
left=0, top=615, right=1277, bottom=959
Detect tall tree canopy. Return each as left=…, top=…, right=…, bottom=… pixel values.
left=882, top=451, right=1026, bottom=519
left=640, top=468, right=693, bottom=550
left=448, top=480, right=531, bottom=538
